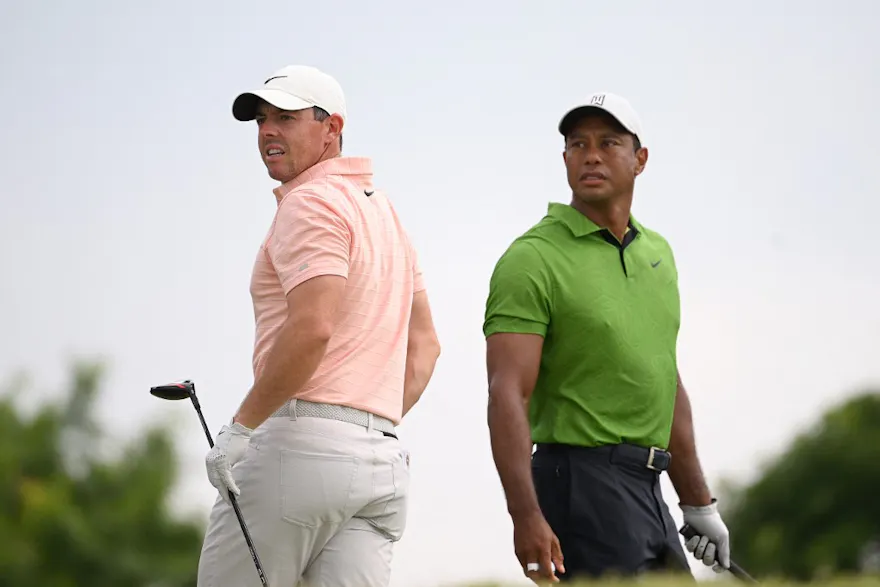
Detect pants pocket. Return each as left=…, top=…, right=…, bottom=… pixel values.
left=280, top=449, right=359, bottom=528
left=369, top=449, right=410, bottom=542
left=388, top=450, right=410, bottom=539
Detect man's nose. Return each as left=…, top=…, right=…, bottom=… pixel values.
left=583, top=144, right=602, bottom=164
left=259, top=121, right=279, bottom=138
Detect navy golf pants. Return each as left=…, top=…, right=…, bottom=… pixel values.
left=531, top=442, right=692, bottom=582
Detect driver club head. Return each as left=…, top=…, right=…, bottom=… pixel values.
left=149, top=379, right=195, bottom=401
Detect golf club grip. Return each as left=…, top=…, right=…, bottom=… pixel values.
left=678, top=524, right=757, bottom=583
left=229, top=493, right=269, bottom=587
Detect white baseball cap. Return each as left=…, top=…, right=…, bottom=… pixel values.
left=232, top=65, right=347, bottom=122
left=558, top=92, right=643, bottom=143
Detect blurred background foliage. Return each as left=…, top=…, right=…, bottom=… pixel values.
left=720, top=389, right=880, bottom=581
left=0, top=359, right=204, bottom=587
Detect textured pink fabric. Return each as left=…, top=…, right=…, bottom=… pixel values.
left=249, top=157, right=424, bottom=424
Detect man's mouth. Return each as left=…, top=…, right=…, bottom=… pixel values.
left=265, top=146, right=285, bottom=158
left=580, top=171, right=606, bottom=181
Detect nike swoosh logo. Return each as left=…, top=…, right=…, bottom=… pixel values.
left=651, top=260, right=662, bottom=268
left=364, top=190, right=374, bottom=197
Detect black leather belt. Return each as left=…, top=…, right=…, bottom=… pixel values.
left=609, top=443, right=671, bottom=471
left=535, top=442, right=671, bottom=472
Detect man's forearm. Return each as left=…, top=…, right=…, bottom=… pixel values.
left=401, top=339, right=440, bottom=417
left=667, top=375, right=713, bottom=506
left=487, top=388, right=540, bottom=518
left=233, top=319, right=331, bottom=430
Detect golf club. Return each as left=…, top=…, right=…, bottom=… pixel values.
left=679, top=524, right=758, bottom=584
left=150, top=379, right=269, bottom=587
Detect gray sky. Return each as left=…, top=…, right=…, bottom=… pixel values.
left=2, top=0, right=878, bottom=585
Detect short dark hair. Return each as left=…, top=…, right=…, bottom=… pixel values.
left=313, top=106, right=343, bottom=152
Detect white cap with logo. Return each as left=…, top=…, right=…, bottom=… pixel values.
left=232, top=65, right=347, bottom=123
left=558, top=92, right=643, bottom=143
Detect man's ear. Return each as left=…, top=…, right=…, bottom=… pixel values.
left=327, top=113, right=344, bottom=146
left=634, top=146, right=649, bottom=177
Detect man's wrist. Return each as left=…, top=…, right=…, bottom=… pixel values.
left=508, top=501, right=543, bottom=522
left=231, top=399, right=265, bottom=430
left=677, top=484, right=714, bottom=507
left=681, top=497, right=718, bottom=511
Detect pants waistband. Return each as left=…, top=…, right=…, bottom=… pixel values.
left=271, top=398, right=397, bottom=439
left=534, top=442, right=671, bottom=472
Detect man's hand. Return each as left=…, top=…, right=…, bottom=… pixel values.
left=513, top=509, right=565, bottom=584
left=681, top=499, right=730, bottom=572
left=205, top=422, right=253, bottom=502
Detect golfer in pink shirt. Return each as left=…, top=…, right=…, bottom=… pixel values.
left=197, top=65, right=441, bottom=587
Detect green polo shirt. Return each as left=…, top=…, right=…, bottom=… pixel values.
left=483, top=202, right=681, bottom=449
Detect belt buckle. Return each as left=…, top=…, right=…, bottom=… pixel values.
left=646, top=446, right=661, bottom=471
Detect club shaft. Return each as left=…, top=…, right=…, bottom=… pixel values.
left=190, top=395, right=215, bottom=448
left=190, top=391, right=269, bottom=587
left=229, top=495, right=269, bottom=586
left=729, top=561, right=757, bottom=583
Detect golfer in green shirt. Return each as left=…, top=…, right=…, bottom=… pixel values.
left=483, top=92, right=733, bottom=583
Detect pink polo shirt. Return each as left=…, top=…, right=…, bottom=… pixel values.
left=249, top=157, right=424, bottom=424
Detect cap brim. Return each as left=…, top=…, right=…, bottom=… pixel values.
left=558, top=105, right=636, bottom=138
left=232, top=89, right=314, bottom=121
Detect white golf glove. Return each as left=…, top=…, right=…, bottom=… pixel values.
left=205, top=422, right=253, bottom=503
left=681, top=499, right=730, bottom=572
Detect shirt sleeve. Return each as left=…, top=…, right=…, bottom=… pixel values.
left=483, top=240, right=552, bottom=338
left=267, top=189, right=352, bottom=296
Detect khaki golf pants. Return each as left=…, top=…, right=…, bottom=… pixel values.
left=197, top=405, right=410, bottom=587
